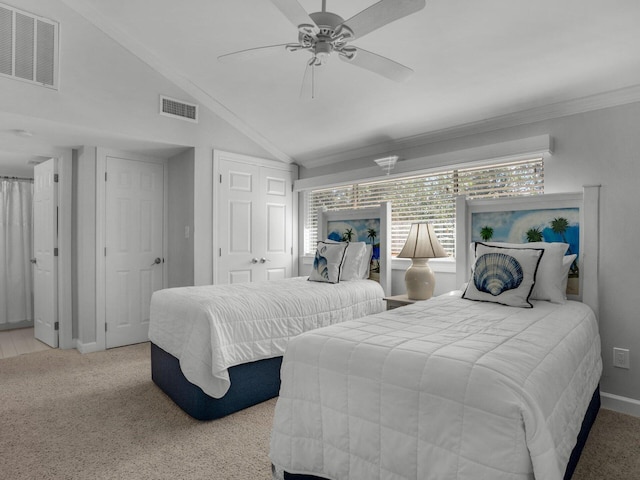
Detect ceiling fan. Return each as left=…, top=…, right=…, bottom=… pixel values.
left=218, top=0, right=426, bottom=96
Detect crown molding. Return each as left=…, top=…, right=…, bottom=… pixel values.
left=299, top=83, right=640, bottom=169
left=295, top=134, right=551, bottom=191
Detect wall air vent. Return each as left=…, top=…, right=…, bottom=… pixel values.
left=160, top=95, right=198, bottom=123
left=0, top=2, right=58, bottom=89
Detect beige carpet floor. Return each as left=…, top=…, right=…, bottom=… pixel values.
left=1, top=343, right=638, bottom=480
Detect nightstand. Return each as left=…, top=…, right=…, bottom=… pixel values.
left=384, top=294, right=418, bottom=310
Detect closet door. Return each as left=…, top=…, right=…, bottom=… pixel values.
left=258, top=166, right=292, bottom=281
left=104, top=155, right=164, bottom=348
left=216, top=156, right=294, bottom=284
left=217, top=159, right=260, bottom=284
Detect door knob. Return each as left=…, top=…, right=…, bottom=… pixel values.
left=260, top=257, right=270, bottom=263
left=151, top=257, right=161, bottom=266
left=250, top=257, right=259, bottom=264
left=30, top=258, right=37, bottom=264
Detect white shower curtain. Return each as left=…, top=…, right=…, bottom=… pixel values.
left=0, top=178, right=33, bottom=327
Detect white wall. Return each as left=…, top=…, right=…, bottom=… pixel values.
left=167, top=149, right=195, bottom=288
left=74, top=146, right=97, bottom=348
left=193, top=148, right=214, bottom=285
left=298, top=101, right=640, bottom=411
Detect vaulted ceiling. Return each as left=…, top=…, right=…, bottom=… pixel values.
left=4, top=0, right=640, bottom=173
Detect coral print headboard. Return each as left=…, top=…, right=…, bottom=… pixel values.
left=317, top=202, right=391, bottom=295
left=456, top=187, right=600, bottom=318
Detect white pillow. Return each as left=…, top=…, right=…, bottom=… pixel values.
left=341, top=242, right=367, bottom=280
left=482, top=242, right=569, bottom=303
left=560, top=254, right=577, bottom=301
left=360, top=244, right=374, bottom=279
left=463, top=243, right=544, bottom=308
left=308, top=241, right=348, bottom=284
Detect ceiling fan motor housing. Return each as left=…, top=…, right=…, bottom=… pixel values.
left=309, top=11, right=344, bottom=32
left=300, top=10, right=356, bottom=65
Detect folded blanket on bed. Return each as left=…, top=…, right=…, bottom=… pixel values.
left=148, top=277, right=384, bottom=398
left=270, top=293, right=602, bottom=480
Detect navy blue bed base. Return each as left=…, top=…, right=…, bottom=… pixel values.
left=563, top=386, right=600, bottom=479
left=150, top=342, right=282, bottom=421
left=283, top=387, right=601, bottom=480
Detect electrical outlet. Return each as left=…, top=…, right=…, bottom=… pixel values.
left=613, top=348, right=630, bottom=369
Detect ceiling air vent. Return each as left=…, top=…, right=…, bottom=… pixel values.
left=0, top=2, right=58, bottom=89
left=160, top=95, right=198, bottom=123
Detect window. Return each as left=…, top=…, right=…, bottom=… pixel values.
left=304, top=158, right=544, bottom=256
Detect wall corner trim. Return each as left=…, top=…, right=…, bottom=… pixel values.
left=76, top=341, right=103, bottom=354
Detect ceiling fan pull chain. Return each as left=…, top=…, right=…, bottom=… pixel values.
left=312, top=64, right=316, bottom=100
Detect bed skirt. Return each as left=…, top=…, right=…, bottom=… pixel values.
left=151, top=342, right=282, bottom=420
left=282, top=386, right=601, bottom=480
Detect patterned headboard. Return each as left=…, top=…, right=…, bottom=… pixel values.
left=455, top=187, right=600, bottom=318
left=317, top=202, right=391, bottom=295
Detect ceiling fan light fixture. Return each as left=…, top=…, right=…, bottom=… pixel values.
left=315, top=41, right=332, bottom=57
left=374, top=155, right=399, bottom=175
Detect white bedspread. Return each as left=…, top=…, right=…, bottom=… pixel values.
left=148, top=277, right=384, bottom=398
left=270, top=293, right=602, bottom=480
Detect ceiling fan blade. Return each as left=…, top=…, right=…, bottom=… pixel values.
left=218, top=44, right=290, bottom=63
left=271, top=0, right=316, bottom=30
left=339, top=47, right=414, bottom=82
left=343, top=0, right=426, bottom=39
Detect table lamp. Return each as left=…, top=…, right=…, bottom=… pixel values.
left=397, top=223, right=448, bottom=300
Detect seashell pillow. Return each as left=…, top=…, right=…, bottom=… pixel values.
left=463, top=243, right=544, bottom=308
left=308, top=241, right=348, bottom=284
left=481, top=241, right=570, bottom=303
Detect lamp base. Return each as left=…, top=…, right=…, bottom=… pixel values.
left=405, top=258, right=436, bottom=300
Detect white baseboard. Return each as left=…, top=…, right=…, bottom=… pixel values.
left=601, top=391, right=640, bottom=418
left=76, top=341, right=103, bottom=354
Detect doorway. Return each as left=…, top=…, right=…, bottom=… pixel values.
left=0, top=150, right=71, bottom=351
left=0, top=327, right=50, bottom=359
left=0, top=176, right=34, bottom=332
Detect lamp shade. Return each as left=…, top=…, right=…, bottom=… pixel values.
left=397, top=223, right=448, bottom=259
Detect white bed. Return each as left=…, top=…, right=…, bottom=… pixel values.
left=270, top=187, right=602, bottom=480
left=148, top=203, right=391, bottom=419
left=149, top=276, right=385, bottom=398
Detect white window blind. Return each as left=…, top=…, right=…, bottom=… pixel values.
left=304, top=158, right=544, bottom=256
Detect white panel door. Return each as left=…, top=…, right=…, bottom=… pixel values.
left=105, top=156, right=164, bottom=348
left=217, top=158, right=293, bottom=284
left=217, top=160, right=259, bottom=284
left=259, top=166, right=293, bottom=281
left=33, top=158, right=58, bottom=348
